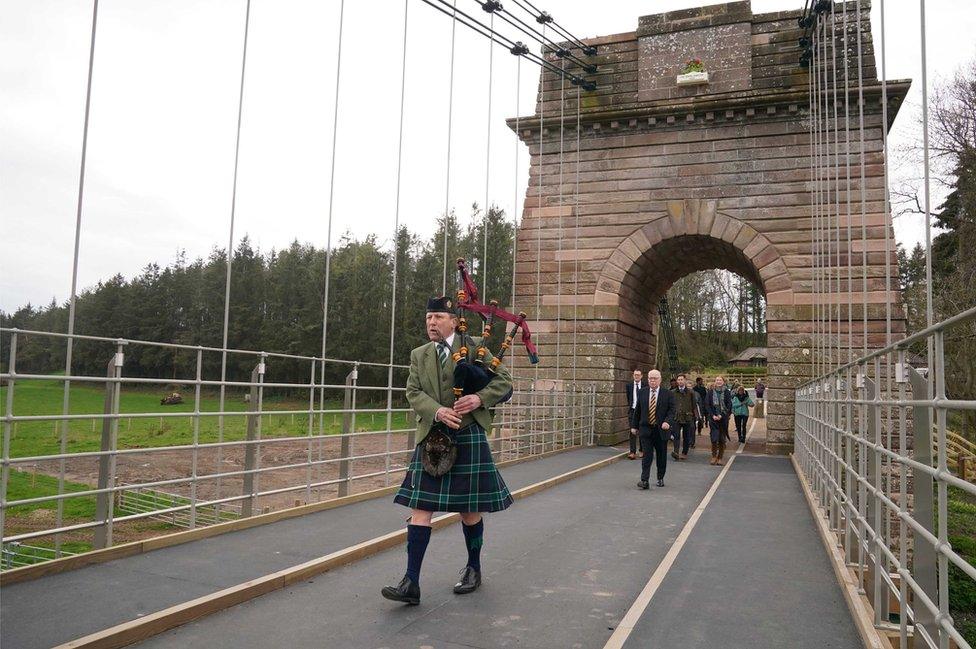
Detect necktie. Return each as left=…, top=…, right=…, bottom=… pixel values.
left=437, top=342, right=450, bottom=368
left=648, top=388, right=657, bottom=426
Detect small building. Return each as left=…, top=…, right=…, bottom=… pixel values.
left=727, top=347, right=768, bottom=368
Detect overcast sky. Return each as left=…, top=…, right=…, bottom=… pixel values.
left=2, top=0, right=974, bottom=314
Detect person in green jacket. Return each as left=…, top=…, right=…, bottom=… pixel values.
left=732, top=385, right=755, bottom=444
left=382, top=296, right=514, bottom=606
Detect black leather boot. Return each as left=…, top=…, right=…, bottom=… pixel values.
left=453, top=566, right=482, bottom=594
left=381, top=575, right=421, bottom=605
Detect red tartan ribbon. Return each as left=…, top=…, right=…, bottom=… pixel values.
left=457, top=260, right=539, bottom=364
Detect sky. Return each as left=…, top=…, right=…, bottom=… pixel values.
left=2, top=0, right=975, bottom=314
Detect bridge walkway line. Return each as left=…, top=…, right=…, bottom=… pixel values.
left=610, top=453, right=862, bottom=648
left=0, top=446, right=621, bottom=649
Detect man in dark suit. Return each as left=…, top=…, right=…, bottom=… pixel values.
left=624, top=369, right=645, bottom=460
left=630, top=369, right=676, bottom=488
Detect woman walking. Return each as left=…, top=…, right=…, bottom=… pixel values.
left=704, top=377, right=733, bottom=466
left=732, top=386, right=754, bottom=443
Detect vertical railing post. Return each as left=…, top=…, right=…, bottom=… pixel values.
left=241, top=359, right=264, bottom=518
left=384, top=363, right=394, bottom=486
left=908, top=365, right=937, bottom=636
left=94, top=344, right=123, bottom=549
left=306, top=360, right=316, bottom=505
left=0, top=332, right=18, bottom=544
left=189, top=347, right=202, bottom=529
left=338, top=366, right=357, bottom=497
left=871, top=357, right=890, bottom=623
left=549, top=385, right=556, bottom=452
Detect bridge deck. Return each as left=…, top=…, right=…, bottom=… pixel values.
left=129, top=429, right=861, bottom=649
left=617, top=454, right=860, bottom=649
left=0, top=446, right=620, bottom=649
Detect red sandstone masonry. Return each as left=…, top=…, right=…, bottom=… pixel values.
left=508, top=2, right=907, bottom=450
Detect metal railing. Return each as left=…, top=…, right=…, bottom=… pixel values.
left=0, top=327, right=597, bottom=568
left=794, top=306, right=976, bottom=649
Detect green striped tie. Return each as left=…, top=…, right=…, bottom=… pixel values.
left=437, top=342, right=450, bottom=367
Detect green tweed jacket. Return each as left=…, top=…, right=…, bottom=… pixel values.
left=406, top=335, right=514, bottom=445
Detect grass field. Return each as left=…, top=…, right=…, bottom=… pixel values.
left=0, top=379, right=412, bottom=458
left=949, top=486, right=976, bottom=644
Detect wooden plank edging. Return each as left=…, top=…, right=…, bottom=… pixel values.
left=2, top=443, right=587, bottom=586
left=52, top=451, right=626, bottom=649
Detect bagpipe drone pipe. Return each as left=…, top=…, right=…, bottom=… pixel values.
left=449, top=257, right=539, bottom=405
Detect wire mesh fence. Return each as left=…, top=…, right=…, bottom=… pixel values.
left=0, top=327, right=596, bottom=570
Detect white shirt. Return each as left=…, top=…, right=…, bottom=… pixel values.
left=632, top=381, right=640, bottom=406
left=441, top=333, right=456, bottom=349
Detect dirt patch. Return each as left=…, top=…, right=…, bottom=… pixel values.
left=10, top=429, right=543, bottom=548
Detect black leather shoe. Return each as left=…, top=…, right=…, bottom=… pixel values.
left=671, top=451, right=679, bottom=460
left=656, top=479, right=665, bottom=487
left=637, top=480, right=649, bottom=490
left=453, top=566, right=481, bottom=594
left=381, top=575, right=420, bottom=605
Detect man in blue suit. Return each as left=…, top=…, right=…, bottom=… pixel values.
left=630, top=369, right=676, bottom=488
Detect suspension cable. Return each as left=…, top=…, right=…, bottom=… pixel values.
left=830, top=1, right=841, bottom=374
left=216, top=0, right=253, bottom=525
left=442, top=0, right=458, bottom=295
left=384, top=0, right=411, bottom=469
left=486, top=2, right=595, bottom=72
left=419, top=0, right=595, bottom=89
left=855, top=0, right=867, bottom=358
left=555, top=57, right=565, bottom=377
left=388, top=0, right=410, bottom=375
left=842, top=0, right=852, bottom=367
left=511, top=56, right=520, bottom=311
left=879, top=0, right=892, bottom=350
left=57, top=0, right=100, bottom=558
left=482, top=11, right=494, bottom=299
left=572, top=83, right=581, bottom=384
left=320, top=0, right=345, bottom=360
left=535, top=24, right=545, bottom=381
left=808, top=19, right=817, bottom=383
left=507, top=0, right=597, bottom=55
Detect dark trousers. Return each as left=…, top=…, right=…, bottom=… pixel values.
left=734, top=414, right=749, bottom=441
left=639, top=427, right=667, bottom=482
left=628, top=409, right=643, bottom=453
left=673, top=421, right=695, bottom=454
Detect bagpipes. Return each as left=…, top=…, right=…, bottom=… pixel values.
left=420, top=258, right=539, bottom=477
left=449, top=257, right=539, bottom=403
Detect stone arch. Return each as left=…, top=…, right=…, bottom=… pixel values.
left=581, top=199, right=801, bottom=453
left=593, top=199, right=796, bottom=320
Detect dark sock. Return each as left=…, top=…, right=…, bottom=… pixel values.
left=462, top=518, right=484, bottom=572
left=405, top=524, right=431, bottom=584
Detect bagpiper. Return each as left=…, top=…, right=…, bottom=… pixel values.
left=380, top=293, right=516, bottom=605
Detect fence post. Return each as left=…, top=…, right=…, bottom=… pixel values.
left=94, top=345, right=123, bottom=549
left=0, top=332, right=18, bottom=545
left=908, top=366, right=938, bottom=635
left=338, top=366, right=357, bottom=497
left=241, top=359, right=264, bottom=518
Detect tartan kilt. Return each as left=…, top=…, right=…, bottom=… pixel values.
left=394, top=422, right=513, bottom=513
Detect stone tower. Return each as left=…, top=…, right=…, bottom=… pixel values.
left=507, top=1, right=908, bottom=453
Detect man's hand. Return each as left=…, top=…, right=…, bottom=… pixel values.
left=453, top=394, right=482, bottom=416
left=712, top=415, right=720, bottom=421
left=661, top=422, right=670, bottom=431
left=630, top=428, right=637, bottom=435
left=436, top=407, right=462, bottom=429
